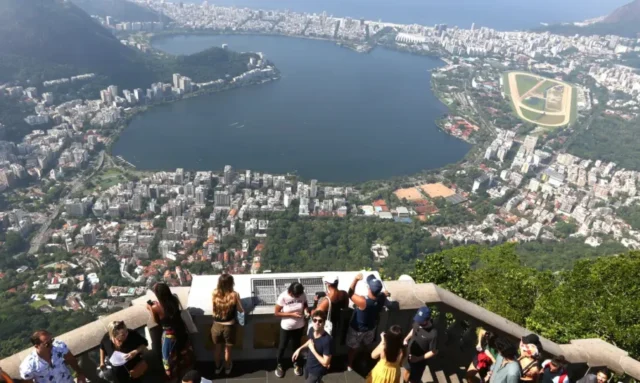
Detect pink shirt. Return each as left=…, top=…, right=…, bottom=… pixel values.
left=277, top=291, right=307, bottom=330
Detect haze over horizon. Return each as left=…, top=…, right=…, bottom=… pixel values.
left=183, top=0, right=631, bottom=30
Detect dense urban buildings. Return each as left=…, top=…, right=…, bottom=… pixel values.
left=2, top=1, right=640, bottom=378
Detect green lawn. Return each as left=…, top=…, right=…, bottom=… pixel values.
left=502, top=73, right=511, bottom=97
left=538, top=114, right=567, bottom=125
left=520, top=107, right=567, bottom=126
left=520, top=107, right=545, bottom=121
left=522, top=97, right=545, bottom=110
left=515, top=74, right=541, bottom=96
left=569, top=86, right=578, bottom=124
left=537, top=80, right=558, bottom=95
left=30, top=300, right=52, bottom=309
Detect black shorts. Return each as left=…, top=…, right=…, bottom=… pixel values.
left=403, top=360, right=429, bottom=383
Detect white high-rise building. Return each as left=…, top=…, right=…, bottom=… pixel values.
left=195, top=186, right=206, bottom=205
left=214, top=190, right=231, bottom=206
left=81, top=223, right=97, bottom=246
left=108, top=85, right=118, bottom=99
left=224, top=165, right=233, bottom=185
left=185, top=182, right=195, bottom=198
left=522, top=135, right=538, bottom=156
left=173, top=73, right=181, bottom=89
left=134, top=89, right=144, bottom=102
left=310, top=179, right=318, bottom=198
left=42, top=92, right=54, bottom=105
left=175, top=168, right=184, bottom=185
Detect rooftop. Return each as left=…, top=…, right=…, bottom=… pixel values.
left=1, top=272, right=640, bottom=382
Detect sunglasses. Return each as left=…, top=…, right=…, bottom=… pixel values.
left=312, top=319, right=324, bottom=324
left=42, top=338, right=55, bottom=347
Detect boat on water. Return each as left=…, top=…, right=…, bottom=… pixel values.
left=237, top=125, right=245, bottom=129
left=230, top=122, right=239, bottom=127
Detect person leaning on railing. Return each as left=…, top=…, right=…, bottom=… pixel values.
left=466, top=329, right=497, bottom=383
left=19, top=330, right=86, bottom=383
left=310, top=275, right=349, bottom=322
left=147, top=282, right=190, bottom=380
left=99, top=320, right=149, bottom=383
left=518, top=334, right=543, bottom=383
left=211, top=273, right=244, bottom=376
left=346, top=273, right=391, bottom=372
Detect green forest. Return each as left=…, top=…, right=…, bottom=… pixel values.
left=0, top=294, right=95, bottom=358
left=568, top=115, right=640, bottom=171
left=262, top=207, right=442, bottom=278
left=261, top=207, right=626, bottom=277
left=413, top=244, right=640, bottom=358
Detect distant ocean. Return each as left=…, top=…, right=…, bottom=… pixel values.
left=183, top=0, right=628, bottom=31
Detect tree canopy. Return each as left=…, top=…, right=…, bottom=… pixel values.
left=412, top=244, right=640, bottom=358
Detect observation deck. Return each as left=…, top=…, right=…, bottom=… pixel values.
left=1, top=271, right=639, bottom=383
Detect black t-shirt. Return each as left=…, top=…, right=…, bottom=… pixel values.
left=306, top=327, right=334, bottom=376
left=100, top=330, right=148, bottom=381
left=409, top=322, right=438, bottom=359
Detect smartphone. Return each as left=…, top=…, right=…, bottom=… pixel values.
left=147, top=300, right=153, bottom=306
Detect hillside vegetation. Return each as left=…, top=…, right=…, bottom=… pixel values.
left=71, top=0, right=165, bottom=22
left=0, top=0, right=258, bottom=95
left=413, top=244, right=640, bottom=358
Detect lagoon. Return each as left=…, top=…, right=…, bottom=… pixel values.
left=112, top=34, right=470, bottom=182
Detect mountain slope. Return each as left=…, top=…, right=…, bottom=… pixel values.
left=0, top=0, right=156, bottom=88
left=0, top=0, right=260, bottom=94
left=603, top=0, right=640, bottom=24
left=70, top=0, right=164, bottom=22
left=539, top=0, right=640, bottom=37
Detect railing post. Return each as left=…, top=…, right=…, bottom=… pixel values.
left=461, top=319, right=480, bottom=351
left=77, top=353, right=107, bottom=383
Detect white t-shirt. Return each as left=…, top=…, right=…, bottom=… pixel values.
left=276, top=290, right=307, bottom=330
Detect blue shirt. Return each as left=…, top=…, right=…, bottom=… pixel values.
left=350, top=296, right=386, bottom=332
left=306, top=327, right=333, bottom=376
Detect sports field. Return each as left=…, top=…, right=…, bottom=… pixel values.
left=502, top=71, right=577, bottom=128
left=394, top=187, right=423, bottom=201
left=420, top=183, right=455, bottom=198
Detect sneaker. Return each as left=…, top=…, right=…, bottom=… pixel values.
left=225, top=362, right=233, bottom=375
left=294, top=365, right=303, bottom=376
left=275, top=364, right=284, bottom=378
left=215, top=364, right=224, bottom=375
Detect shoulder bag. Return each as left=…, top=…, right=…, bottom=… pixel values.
left=308, top=297, right=333, bottom=335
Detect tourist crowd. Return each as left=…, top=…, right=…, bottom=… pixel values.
left=3, top=273, right=612, bottom=383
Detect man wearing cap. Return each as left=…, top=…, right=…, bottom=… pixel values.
left=346, top=273, right=390, bottom=371
left=402, top=307, right=439, bottom=383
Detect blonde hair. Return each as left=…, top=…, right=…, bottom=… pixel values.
left=107, top=320, right=127, bottom=342
left=212, top=274, right=236, bottom=319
